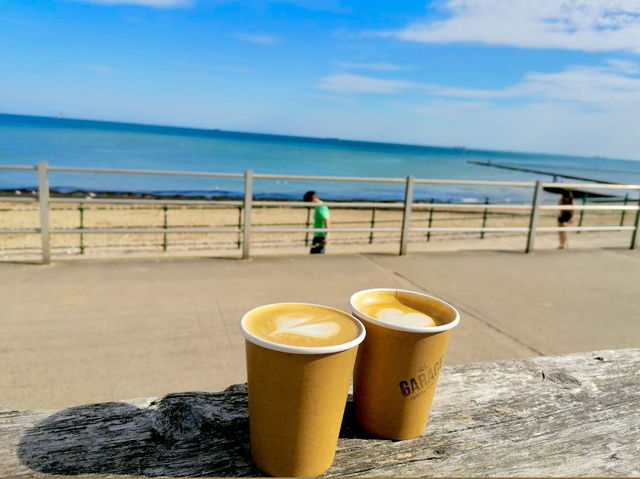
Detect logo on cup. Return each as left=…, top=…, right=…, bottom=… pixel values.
left=398, top=356, right=444, bottom=400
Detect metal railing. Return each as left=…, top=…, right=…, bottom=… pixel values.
left=1, top=162, right=639, bottom=263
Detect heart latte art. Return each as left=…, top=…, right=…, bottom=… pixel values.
left=374, top=307, right=436, bottom=328
left=269, top=315, right=340, bottom=338
left=243, top=304, right=361, bottom=347
left=352, top=290, right=443, bottom=329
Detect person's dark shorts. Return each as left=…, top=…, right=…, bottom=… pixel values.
left=310, top=236, right=326, bottom=254
left=558, top=212, right=573, bottom=224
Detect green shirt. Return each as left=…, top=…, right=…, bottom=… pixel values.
left=313, top=203, right=330, bottom=237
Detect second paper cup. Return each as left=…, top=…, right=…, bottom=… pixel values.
left=350, top=289, right=460, bottom=440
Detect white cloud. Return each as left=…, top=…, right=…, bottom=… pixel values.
left=77, top=0, right=192, bottom=7
left=431, top=60, right=640, bottom=109
left=381, top=0, right=640, bottom=54
left=233, top=33, right=280, bottom=45
left=605, top=59, right=640, bottom=74
left=316, top=73, right=417, bottom=94
left=338, top=61, right=406, bottom=72
left=318, top=60, right=640, bottom=110
left=312, top=60, right=640, bottom=157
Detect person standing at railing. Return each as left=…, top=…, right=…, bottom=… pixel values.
left=557, top=192, right=575, bottom=249
left=304, top=190, right=330, bottom=254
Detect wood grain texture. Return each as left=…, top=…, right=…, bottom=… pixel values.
left=1, top=349, right=638, bottom=477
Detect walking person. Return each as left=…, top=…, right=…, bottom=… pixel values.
left=303, top=190, right=330, bottom=254
left=557, top=192, right=574, bottom=249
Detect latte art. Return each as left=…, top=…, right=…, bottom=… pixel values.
left=375, top=307, right=436, bottom=328
left=269, top=314, right=340, bottom=338
left=352, top=290, right=449, bottom=329
left=243, top=304, right=361, bottom=348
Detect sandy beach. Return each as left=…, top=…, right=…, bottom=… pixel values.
left=1, top=197, right=635, bottom=260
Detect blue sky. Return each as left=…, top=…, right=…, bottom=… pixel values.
left=1, top=0, right=640, bottom=159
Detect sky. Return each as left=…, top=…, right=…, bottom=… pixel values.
left=1, top=0, right=640, bottom=160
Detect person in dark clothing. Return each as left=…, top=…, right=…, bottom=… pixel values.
left=557, top=192, right=574, bottom=249
left=303, top=191, right=330, bottom=254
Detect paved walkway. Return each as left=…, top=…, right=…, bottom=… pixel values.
left=1, top=248, right=638, bottom=410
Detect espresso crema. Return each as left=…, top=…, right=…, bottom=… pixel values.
left=243, top=303, right=361, bottom=348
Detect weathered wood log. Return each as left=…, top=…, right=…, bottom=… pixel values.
left=1, top=349, right=639, bottom=477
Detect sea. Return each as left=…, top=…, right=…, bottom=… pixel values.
left=1, top=113, right=639, bottom=204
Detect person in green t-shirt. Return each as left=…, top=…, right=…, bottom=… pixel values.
left=303, top=190, right=330, bottom=254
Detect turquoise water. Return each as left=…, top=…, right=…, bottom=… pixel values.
left=1, top=113, right=639, bottom=203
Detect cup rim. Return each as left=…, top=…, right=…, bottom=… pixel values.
left=240, top=302, right=366, bottom=354
left=349, top=288, right=460, bottom=333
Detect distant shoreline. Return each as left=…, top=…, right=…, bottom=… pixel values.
left=0, top=187, right=412, bottom=204
left=1, top=187, right=629, bottom=204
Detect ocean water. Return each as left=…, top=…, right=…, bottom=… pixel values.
left=1, top=113, right=639, bottom=203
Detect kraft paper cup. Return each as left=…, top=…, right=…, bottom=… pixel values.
left=350, top=289, right=460, bottom=440
left=241, top=303, right=366, bottom=477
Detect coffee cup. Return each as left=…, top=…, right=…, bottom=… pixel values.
left=349, top=288, right=460, bottom=440
left=241, top=303, right=366, bottom=477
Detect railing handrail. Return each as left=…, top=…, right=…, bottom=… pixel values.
left=2, top=162, right=640, bottom=261
left=4, top=163, right=640, bottom=190
left=0, top=165, right=37, bottom=171
left=3, top=197, right=637, bottom=213
left=48, top=197, right=244, bottom=206
left=1, top=225, right=635, bottom=234
left=253, top=173, right=406, bottom=183
left=540, top=181, right=640, bottom=190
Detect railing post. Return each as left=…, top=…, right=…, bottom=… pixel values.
left=369, top=208, right=376, bottom=244
left=399, top=175, right=414, bottom=256
left=304, top=207, right=311, bottom=246
left=426, top=198, right=434, bottom=242
left=525, top=181, right=543, bottom=253
left=79, top=203, right=85, bottom=255
left=620, top=193, right=629, bottom=227
left=630, top=194, right=640, bottom=250
left=38, top=161, right=51, bottom=264
left=237, top=206, right=243, bottom=249
left=242, top=170, right=253, bottom=259
left=480, top=196, right=489, bottom=239
left=577, top=195, right=587, bottom=233
left=162, top=205, right=169, bottom=252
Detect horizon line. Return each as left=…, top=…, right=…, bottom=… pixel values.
left=0, top=111, right=634, bottom=163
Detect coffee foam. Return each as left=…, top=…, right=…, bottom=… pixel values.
left=243, top=303, right=361, bottom=348
left=362, top=303, right=436, bottom=328
left=352, top=290, right=454, bottom=329
left=374, top=307, right=436, bottom=328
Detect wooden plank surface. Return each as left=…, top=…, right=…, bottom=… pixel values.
left=1, top=348, right=639, bottom=477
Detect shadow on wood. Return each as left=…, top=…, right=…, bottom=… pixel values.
left=18, top=386, right=259, bottom=477
left=17, top=384, right=373, bottom=477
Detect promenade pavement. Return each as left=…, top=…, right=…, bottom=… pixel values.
left=1, top=248, right=639, bottom=410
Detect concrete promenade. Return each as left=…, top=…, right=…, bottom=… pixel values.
left=1, top=248, right=639, bottom=410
